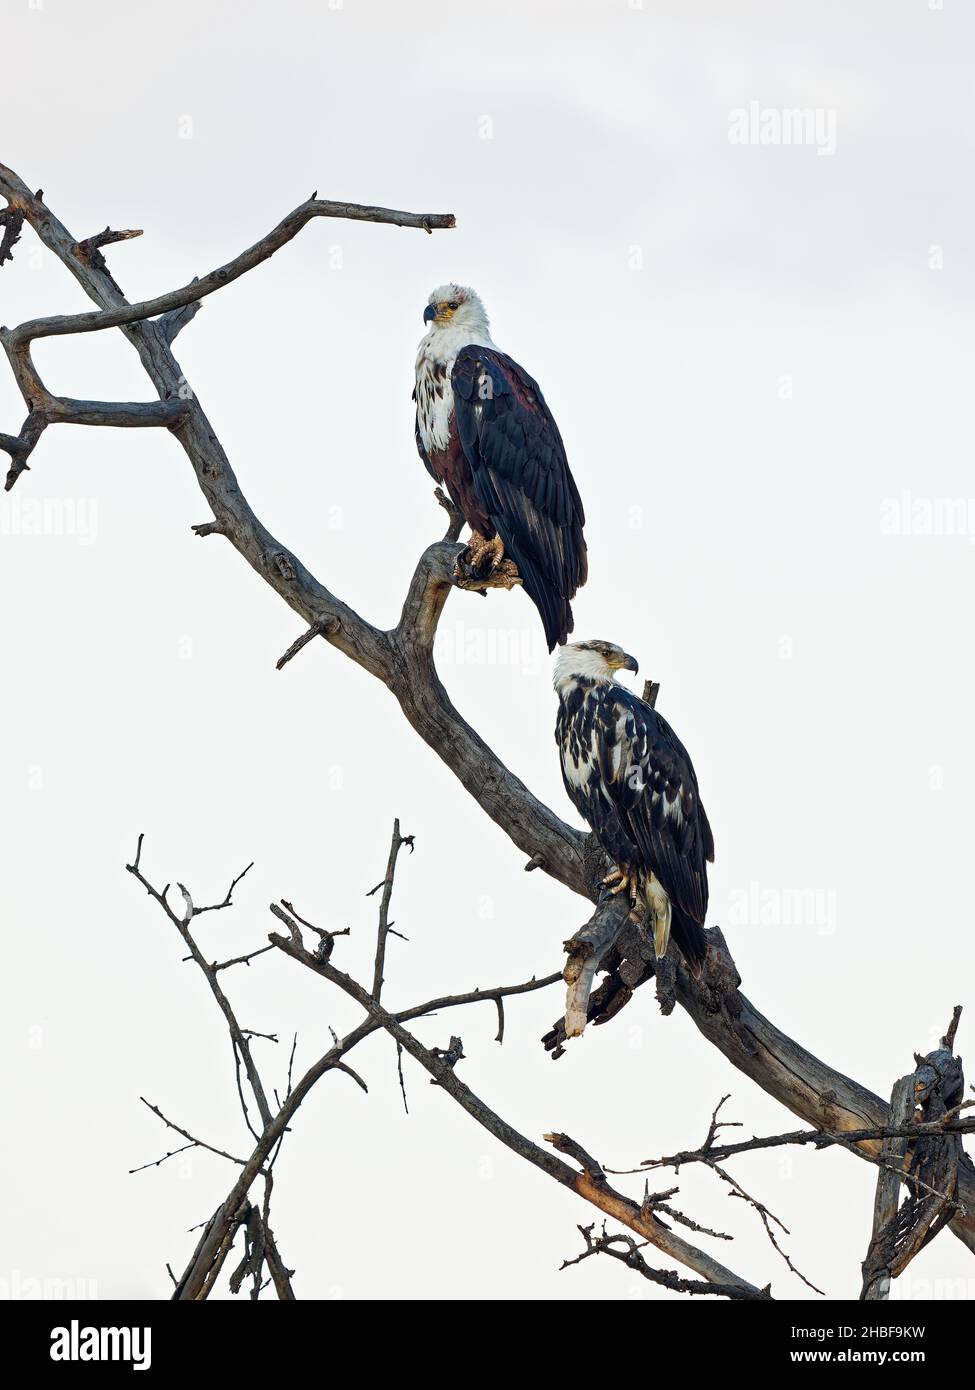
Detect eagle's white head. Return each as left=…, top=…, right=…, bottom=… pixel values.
left=553, top=639, right=639, bottom=692
left=421, top=284, right=491, bottom=339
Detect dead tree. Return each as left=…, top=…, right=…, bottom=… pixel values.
left=127, top=823, right=971, bottom=1299
left=129, top=824, right=780, bottom=1298
left=3, top=163, right=973, bottom=1298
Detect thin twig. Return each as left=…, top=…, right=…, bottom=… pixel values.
left=396, top=1042, right=409, bottom=1114
left=213, top=944, right=275, bottom=972
left=127, top=839, right=273, bottom=1130
left=561, top=1223, right=771, bottom=1301
left=372, top=820, right=410, bottom=1001
left=276, top=616, right=339, bottom=670
left=138, top=1098, right=256, bottom=1171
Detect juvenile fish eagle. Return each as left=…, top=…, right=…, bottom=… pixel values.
left=554, top=640, right=714, bottom=968
left=414, top=285, right=587, bottom=651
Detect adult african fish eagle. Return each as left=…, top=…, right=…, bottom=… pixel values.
left=414, top=285, right=587, bottom=650
left=554, top=640, right=714, bottom=968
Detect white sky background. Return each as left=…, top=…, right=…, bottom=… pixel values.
left=1, top=0, right=974, bottom=1302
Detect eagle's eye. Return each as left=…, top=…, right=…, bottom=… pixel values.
left=446, top=301, right=458, bottom=311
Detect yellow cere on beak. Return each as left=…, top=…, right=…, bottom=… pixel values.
left=436, top=303, right=455, bottom=322
left=611, top=651, right=639, bottom=674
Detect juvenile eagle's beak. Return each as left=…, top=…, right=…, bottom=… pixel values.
left=618, top=652, right=639, bottom=674
left=423, top=303, right=437, bottom=324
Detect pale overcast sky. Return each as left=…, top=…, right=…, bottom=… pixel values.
left=2, top=0, right=973, bottom=1301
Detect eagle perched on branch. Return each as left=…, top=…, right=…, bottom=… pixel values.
left=554, top=640, right=714, bottom=969
left=414, top=285, right=587, bottom=650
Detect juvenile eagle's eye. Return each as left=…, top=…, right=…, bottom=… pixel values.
left=446, top=301, right=458, bottom=310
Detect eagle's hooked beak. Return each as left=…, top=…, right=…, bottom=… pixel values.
left=423, top=303, right=437, bottom=324
left=618, top=652, right=639, bottom=674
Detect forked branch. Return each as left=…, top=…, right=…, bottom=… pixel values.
left=128, top=832, right=562, bottom=1298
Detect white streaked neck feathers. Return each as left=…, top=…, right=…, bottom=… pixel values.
left=415, top=301, right=497, bottom=455
left=553, top=645, right=615, bottom=694
left=416, top=317, right=496, bottom=369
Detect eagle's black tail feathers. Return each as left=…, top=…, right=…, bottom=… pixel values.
left=532, top=579, right=573, bottom=652
left=671, top=905, right=708, bottom=972
left=497, top=529, right=575, bottom=651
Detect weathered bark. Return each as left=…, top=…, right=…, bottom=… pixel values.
left=862, top=1076, right=916, bottom=1300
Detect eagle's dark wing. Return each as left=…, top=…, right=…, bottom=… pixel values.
left=561, top=683, right=714, bottom=924
left=452, top=347, right=587, bottom=650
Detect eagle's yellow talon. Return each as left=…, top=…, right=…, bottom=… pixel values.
left=602, top=864, right=639, bottom=902
left=604, top=870, right=632, bottom=898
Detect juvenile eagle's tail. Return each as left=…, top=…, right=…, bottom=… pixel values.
left=670, top=904, right=708, bottom=974
left=646, top=875, right=707, bottom=972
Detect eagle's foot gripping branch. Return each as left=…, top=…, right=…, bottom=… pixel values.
left=454, top=533, right=522, bottom=592
left=602, top=865, right=639, bottom=909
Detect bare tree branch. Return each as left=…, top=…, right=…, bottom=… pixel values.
left=549, top=919, right=975, bottom=1257
left=371, top=819, right=411, bottom=1000
left=561, top=1223, right=771, bottom=1301
left=0, top=200, right=25, bottom=266
left=260, top=1173, right=296, bottom=1300
left=862, top=1075, right=916, bottom=1300
left=267, top=905, right=768, bottom=1297
left=861, top=1014, right=967, bottom=1297
left=604, top=1115, right=975, bottom=1173
left=211, top=944, right=276, bottom=972
left=604, top=1095, right=824, bottom=1295
left=73, top=225, right=143, bottom=267
left=129, top=834, right=562, bottom=1298
left=135, top=1098, right=256, bottom=1173
left=127, top=836, right=273, bottom=1130
left=6, top=192, right=454, bottom=346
